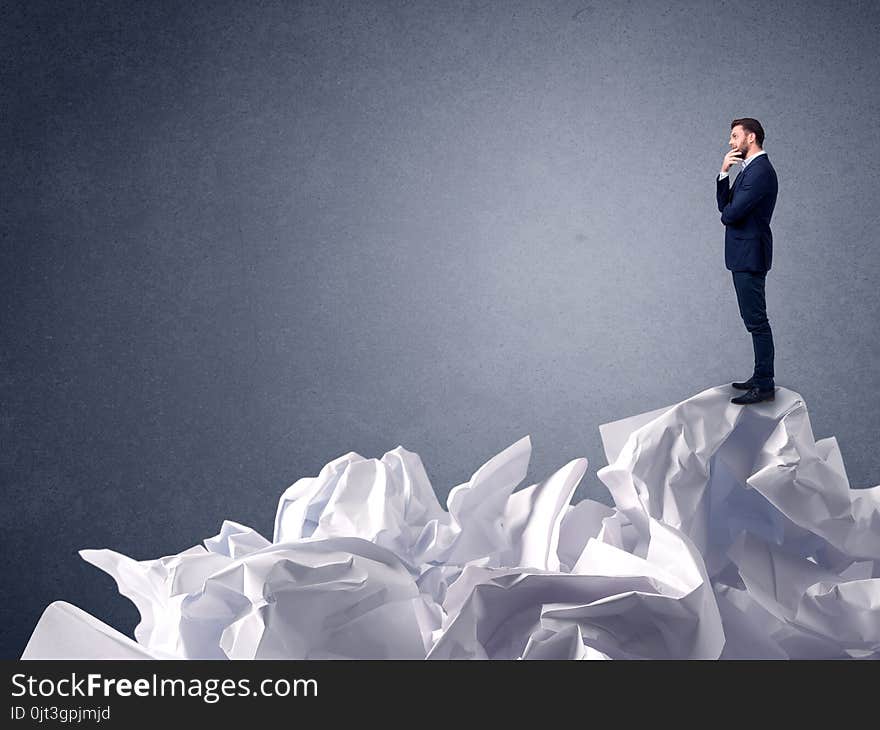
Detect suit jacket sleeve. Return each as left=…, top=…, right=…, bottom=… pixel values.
left=716, top=175, right=730, bottom=213
left=719, top=172, right=772, bottom=226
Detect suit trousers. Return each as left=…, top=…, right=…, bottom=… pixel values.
left=732, top=271, right=775, bottom=390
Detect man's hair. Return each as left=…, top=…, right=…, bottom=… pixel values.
left=731, top=118, right=765, bottom=147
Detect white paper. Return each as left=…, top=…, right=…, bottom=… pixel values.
left=22, top=384, right=880, bottom=659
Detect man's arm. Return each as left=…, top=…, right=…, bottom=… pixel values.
left=716, top=149, right=740, bottom=213
left=719, top=173, right=772, bottom=226
left=716, top=174, right=730, bottom=213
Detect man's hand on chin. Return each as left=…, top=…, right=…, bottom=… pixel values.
left=721, top=149, right=744, bottom=173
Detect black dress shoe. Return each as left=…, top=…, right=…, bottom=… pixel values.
left=732, top=379, right=756, bottom=390
left=731, top=387, right=775, bottom=405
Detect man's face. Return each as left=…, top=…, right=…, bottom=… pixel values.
left=728, top=125, right=754, bottom=157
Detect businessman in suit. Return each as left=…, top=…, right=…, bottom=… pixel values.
left=717, top=117, right=779, bottom=405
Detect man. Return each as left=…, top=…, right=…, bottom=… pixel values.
left=717, top=117, right=779, bottom=405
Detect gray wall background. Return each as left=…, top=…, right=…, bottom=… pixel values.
left=2, top=0, right=879, bottom=658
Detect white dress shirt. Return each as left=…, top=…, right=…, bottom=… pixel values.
left=718, top=149, right=766, bottom=181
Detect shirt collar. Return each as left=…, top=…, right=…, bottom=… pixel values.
left=742, top=149, right=766, bottom=170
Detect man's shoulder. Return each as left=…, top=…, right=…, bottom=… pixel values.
left=752, top=153, right=775, bottom=172
left=749, top=154, right=777, bottom=183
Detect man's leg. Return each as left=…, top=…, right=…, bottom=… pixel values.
left=732, top=271, right=775, bottom=390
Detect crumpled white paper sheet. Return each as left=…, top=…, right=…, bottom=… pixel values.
left=22, top=384, right=880, bottom=659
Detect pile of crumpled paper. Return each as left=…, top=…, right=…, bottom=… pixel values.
left=22, top=385, right=880, bottom=659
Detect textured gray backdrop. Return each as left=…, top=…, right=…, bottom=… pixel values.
left=2, top=0, right=879, bottom=658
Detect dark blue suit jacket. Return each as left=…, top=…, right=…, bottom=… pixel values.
left=716, top=153, right=778, bottom=272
